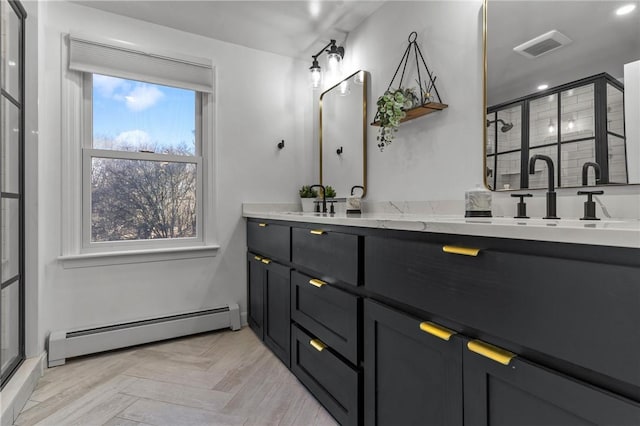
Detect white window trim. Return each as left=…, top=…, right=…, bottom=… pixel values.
left=59, top=34, right=218, bottom=268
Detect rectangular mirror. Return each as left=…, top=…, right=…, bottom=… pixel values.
left=484, top=1, right=640, bottom=191
left=320, top=70, right=368, bottom=198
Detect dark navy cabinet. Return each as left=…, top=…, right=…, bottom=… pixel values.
left=246, top=218, right=640, bottom=425
left=364, top=300, right=463, bottom=426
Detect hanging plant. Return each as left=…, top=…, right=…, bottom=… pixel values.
left=375, top=88, right=418, bottom=150
left=372, top=31, right=447, bottom=152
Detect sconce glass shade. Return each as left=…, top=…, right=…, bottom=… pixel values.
left=310, top=61, right=323, bottom=89
left=353, top=70, right=365, bottom=85
left=327, top=51, right=342, bottom=74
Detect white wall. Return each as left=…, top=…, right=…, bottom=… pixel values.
left=36, top=1, right=312, bottom=345
left=340, top=1, right=485, bottom=201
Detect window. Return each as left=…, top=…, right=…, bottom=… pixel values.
left=84, top=74, right=202, bottom=247
left=61, top=35, right=216, bottom=263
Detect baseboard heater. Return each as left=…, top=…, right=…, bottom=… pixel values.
left=47, top=304, right=241, bottom=367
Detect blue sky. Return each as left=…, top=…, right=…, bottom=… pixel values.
left=92, top=74, right=195, bottom=154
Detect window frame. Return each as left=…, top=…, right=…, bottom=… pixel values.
left=81, top=73, right=204, bottom=251
left=59, top=36, right=218, bottom=266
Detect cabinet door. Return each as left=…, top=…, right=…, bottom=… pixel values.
left=464, top=342, right=640, bottom=426
left=247, top=253, right=264, bottom=340
left=364, top=300, right=463, bottom=426
left=264, top=261, right=291, bottom=367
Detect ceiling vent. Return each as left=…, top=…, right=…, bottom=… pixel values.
left=513, top=30, right=572, bottom=59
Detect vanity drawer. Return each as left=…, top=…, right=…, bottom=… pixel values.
left=365, top=235, right=640, bottom=388
left=291, top=324, right=360, bottom=426
left=291, top=270, right=360, bottom=364
left=291, top=227, right=360, bottom=285
left=247, top=220, right=290, bottom=262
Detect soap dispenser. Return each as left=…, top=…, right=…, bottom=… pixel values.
left=465, top=184, right=492, bottom=218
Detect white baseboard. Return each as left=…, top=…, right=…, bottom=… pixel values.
left=1, top=352, right=46, bottom=426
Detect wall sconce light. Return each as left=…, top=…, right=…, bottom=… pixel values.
left=309, top=39, right=345, bottom=90
left=548, top=119, right=555, bottom=133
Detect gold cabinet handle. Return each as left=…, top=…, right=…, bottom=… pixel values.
left=309, top=230, right=326, bottom=235
left=258, top=223, right=268, bottom=227
left=254, top=255, right=262, bottom=261
left=467, top=340, right=516, bottom=366
left=442, top=245, right=480, bottom=257
left=309, top=278, right=327, bottom=288
left=419, top=321, right=456, bottom=341
left=310, top=339, right=327, bottom=352
left=261, top=258, right=271, bottom=265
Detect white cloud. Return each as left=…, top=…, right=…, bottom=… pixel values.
left=115, top=130, right=152, bottom=150
left=124, top=85, right=164, bottom=112
left=93, top=74, right=128, bottom=98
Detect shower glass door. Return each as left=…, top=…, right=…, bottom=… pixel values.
left=1, top=0, right=26, bottom=388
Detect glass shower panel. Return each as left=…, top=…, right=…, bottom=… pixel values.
left=561, top=84, right=594, bottom=142
left=1, top=282, right=20, bottom=374
left=486, top=114, right=496, bottom=156
left=560, top=140, right=596, bottom=187
left=495, top=152, right=521, bottom=190
left=1, top=96, right=20, bottom=193
left=529, top=94, right=557, bottom=148
left=0, top=1, right=21, bottom=101
left=1, top=198, right=19, bottom=281
left=608, top=134, right=628, bottom=184
left=607, top=84, right=624, bottom=136
left=496, top=106, right=521, bottom=153
left=528, top=145, right=558, bottom=189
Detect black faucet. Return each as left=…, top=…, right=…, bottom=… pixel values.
left=528, top=154, right=560, bottom=219
left=309, top=184, right=327, bottom=213
left=582, top=162, right=601, bottom=186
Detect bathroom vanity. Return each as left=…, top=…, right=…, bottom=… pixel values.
left=244, top=210, right=640, bottom=425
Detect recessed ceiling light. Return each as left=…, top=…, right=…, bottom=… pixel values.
left=616, top=4, right=636, bottom=15
left=8, top=60, right=16, bottom=67
left=537, top=84, right=549, bottom=90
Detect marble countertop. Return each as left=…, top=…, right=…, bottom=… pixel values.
left=242, top=204, right=640, bottom=248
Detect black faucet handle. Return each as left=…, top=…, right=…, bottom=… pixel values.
left=577, top=190, right=604, bottom=199
left=577, top=190, right=604, bottom=220
left=328, top=200, right=336, bottom=214
left=510, top=193, right=532, bottom=218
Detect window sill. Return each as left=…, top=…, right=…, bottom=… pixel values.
left=58, top=244, right=220, bottom=269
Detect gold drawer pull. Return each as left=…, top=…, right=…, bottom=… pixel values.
left=309, top=278, right=327, bottom=288
left=310, top=229, right=326, bottom=235
left=254, top=255, right=262, bottom=261
left=467, top=340, right=515, bottom=366
left=310, top=339, right=327, bottom=352
left=261, top=258, right=272, bottom=265
left=442, top=245, right=480, bottom=257
left=258, top=223, right=268, bottom=227
left=419, top=321, right=456, bottom=341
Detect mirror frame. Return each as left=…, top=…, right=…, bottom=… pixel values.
left=482, top=0, right=489, bottom=190
left=319, top=70, right=368, bottom=197
left=482, top=0, right=639, bottom=191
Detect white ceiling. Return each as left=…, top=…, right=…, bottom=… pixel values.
left=488, top=1, right=640, bottom=105
left=73, top=1, right=385, bottom=60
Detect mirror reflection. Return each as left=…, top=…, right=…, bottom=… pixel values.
left=320, top=70, right=368, bottom=198
left=485, top=1, right=640, bottom=191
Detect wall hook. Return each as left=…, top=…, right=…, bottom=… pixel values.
left=277, top=140, right=285, bottom=149
left=336, top=146, right=343, bottom=155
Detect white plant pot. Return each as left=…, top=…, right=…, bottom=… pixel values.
left=301, top=198, right=316, bottom=212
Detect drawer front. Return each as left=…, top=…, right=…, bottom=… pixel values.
left=464, top=342, right=640, bottom=425
left=291, top=270, right=359, bottom=364
left=247, top=221, right=290, bottom=262
left=291, top=324, right=360, bottom=426
left=292, top=227, right=359, bottom=285
left=365, top=235, right=640, bottom=388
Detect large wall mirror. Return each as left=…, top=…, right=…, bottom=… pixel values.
left=320, top=70, right=368, bottom=197
left=484, top=1, right=640, bottom=191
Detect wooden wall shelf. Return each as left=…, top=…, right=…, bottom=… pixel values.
left=371, top=102, right=448, bottom=127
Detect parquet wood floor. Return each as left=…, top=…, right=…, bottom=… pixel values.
left=14, top=327, right=336, bottom=426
